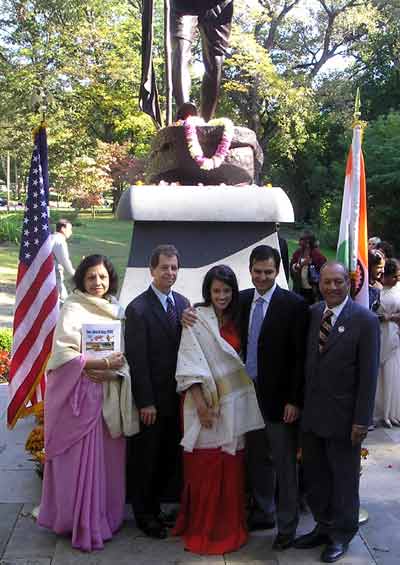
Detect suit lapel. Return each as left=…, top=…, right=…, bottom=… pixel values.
left=310, top=303, right=324, bottom=368
left=242, top=291, right=254, bottom=334
left=259, top=285, right=281, bottom=339
left=147, top=287, right=177, bottom=342
left=240, top=290, right=254, bottom=358
left=321, top=298, right=352, bottom=355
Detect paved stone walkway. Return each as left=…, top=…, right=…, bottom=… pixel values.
left=1, top=383, right=399, bottom=564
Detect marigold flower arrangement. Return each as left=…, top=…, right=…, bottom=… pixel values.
left=33, top=402, right=44, bottom=425
left=25, top=425, right=44, bottom=454
left=183, top=116, right=234, bottom=171
left=25, top=424, right=45, bottom=477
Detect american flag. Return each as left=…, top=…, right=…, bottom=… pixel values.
left=7, top=126, right=59, bottom=428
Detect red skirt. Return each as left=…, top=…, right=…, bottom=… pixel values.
left=172, top=447, right=248, bottom=554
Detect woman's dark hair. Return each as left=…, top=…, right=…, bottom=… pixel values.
left=384, top=258, right=399, bottom=278
left=368, top=249, right=385, bottom=279
left=198, top=265, right=240, bottom=322
left=299, top=230, right=317, bottom=249
left=377, top=240, right=394, bottom=259
left=73, top=254, right=119, bottom=296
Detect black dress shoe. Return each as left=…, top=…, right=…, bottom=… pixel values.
left=321, top=542, right=348, bottom=563
left=272, top=532, right=295, bottom=550
left=293, top=528, right=330, bottom=549
left=247, top=515, right=276, bottom=531
left=136, top=516, right=167, bottom=539
left=158, top=510, right=177, bottom=528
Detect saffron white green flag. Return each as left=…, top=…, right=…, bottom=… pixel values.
left=336, top=123, right=369, bottom=308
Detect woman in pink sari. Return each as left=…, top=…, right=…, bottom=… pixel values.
left=38, top=254, right=136, bottom=551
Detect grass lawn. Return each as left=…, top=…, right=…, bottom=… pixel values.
left=0, top=213, right=133, bottom=288
left=0, top=243, right=19, bottom=286
left=68, top=214, right=132, bottom=284
left=0, top=213, right=336, bottom=292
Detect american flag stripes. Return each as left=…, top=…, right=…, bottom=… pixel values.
left=7, top=126, right=59, bottom=428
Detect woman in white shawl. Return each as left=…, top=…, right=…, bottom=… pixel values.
left=172, top=265, right=264, bottom=554
left=375, top=258, right=400, bottom=428
left=38, top=255, right=137, bottom=551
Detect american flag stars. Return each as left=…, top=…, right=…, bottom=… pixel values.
left=19, top=144, right=51, bottom=267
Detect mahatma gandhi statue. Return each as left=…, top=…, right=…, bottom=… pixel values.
left=170, top=0, right=233, bottom=121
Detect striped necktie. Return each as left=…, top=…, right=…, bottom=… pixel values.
left=166, top=296, right=178, bottom=331
left=319, top=309, right=333, bottom=352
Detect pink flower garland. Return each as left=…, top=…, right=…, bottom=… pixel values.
left=183, top=116, right=234, bottom=171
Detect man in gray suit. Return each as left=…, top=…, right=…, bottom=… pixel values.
left=294, top=262, right=380, bottom=563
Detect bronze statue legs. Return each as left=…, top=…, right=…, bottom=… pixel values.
left=170, top=4, right=233, bottom=121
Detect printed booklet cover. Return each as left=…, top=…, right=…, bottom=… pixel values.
left=82, top=321, right=122, bottom=358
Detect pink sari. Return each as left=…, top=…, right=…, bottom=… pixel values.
left=38, top=356, right=126, bottom=551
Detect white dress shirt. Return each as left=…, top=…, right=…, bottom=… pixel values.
left=323, top=295, right=349, bottom=326
left=248, top=282, right=277, bottom=333
left=151, top=283, right=175, bottom=312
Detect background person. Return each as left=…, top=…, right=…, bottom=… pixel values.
left=294, top=261, right=380, bottom=563
left=276, top=222, right=289, bottom=282
left=38, top=255, right=136, bottom=551
left=375, top=259, right=400, bottom=428
left=368, top=236, right=381, bottom=251
left=290, top=231, right=326, bottom=305
left=172, top=265, right=264, bottom=554
left=376, top=240, right=395, bottom=259
left=125, top=244, right=189, bottom=539
left=368, top=249, right=385, bottom=312
left=51, top=218, right=75, bottom=303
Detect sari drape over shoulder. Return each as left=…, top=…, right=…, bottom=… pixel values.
left=375, top=286, right=400, bottom=423
left=38, top=290, right=137, bottom=551
left=175, top=306, right=264, bottom=454
left=173, top=306, right=263, bottom=555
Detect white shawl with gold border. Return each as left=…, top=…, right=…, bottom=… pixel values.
left=175, top=306, right=264, bottom=454
left=47, top=290, right=139, bottom=438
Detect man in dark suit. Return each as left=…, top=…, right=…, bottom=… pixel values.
left=294, top=261, right=380, bottom=563
left=276, top=222, right=290, bottom=282
left=125, top=244, right=189, bottom=539
left=181, top=245, right=308, bottom=549
left=240, top=245, right=309, bottom=550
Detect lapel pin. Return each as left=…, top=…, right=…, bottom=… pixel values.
left=338, top=326, right=345, bottom=333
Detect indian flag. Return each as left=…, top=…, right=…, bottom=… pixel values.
left=336, top=123, right=369, bottom=308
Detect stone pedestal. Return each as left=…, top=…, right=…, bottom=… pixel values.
left=116, top=185, right=294, bottom=307
left=145, top=125, right=263, bottom=185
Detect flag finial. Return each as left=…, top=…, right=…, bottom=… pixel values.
left=354, top=88, right=361, bottom=121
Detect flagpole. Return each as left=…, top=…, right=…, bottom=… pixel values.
left=337, top=89, right=369, bottom=308
left=349, top=88, right=367, bottom=299
left=164, top=0, right=173, bottom=125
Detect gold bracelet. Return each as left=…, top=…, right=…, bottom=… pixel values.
left=104, top=358, right=110, bottom=369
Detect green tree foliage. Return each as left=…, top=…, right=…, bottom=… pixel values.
left=0, top=0, right=155, bottom=200
left=0, top=0, right=399, bottom=249
left=363, top=111, right=400, bottom=246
